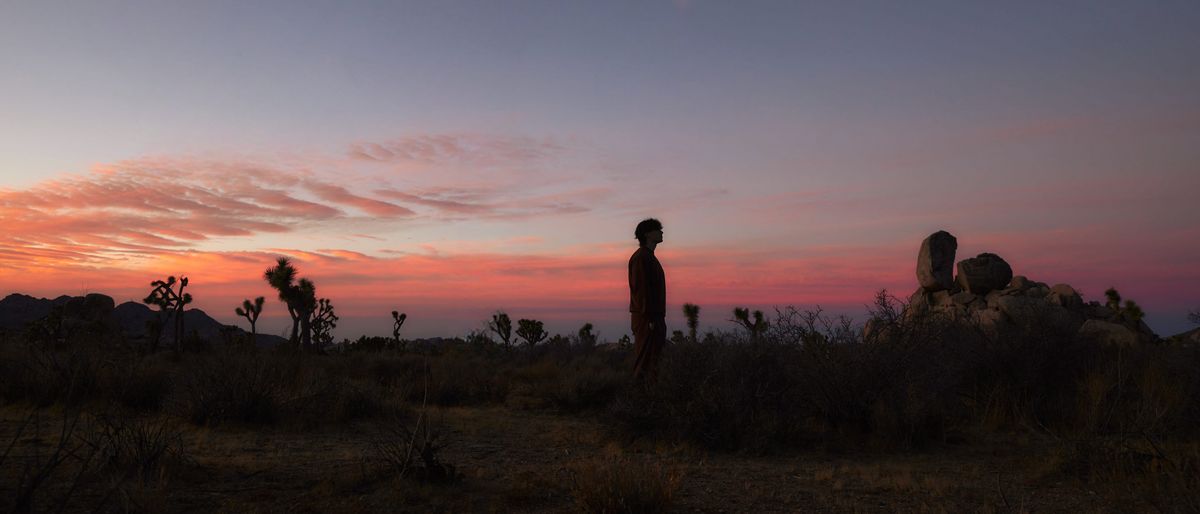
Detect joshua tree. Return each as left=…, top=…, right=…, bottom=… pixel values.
left=682, top=303, right=700, bottom=342
left=311, top=298, right=338, bottom=347
left=144, top=275, right=192, bottom=352
left=1190, top=309, right=1199, bottom=326
left=577, top=323, right=597, bottom=346
left=1104, top=287, right=1145, bottom=327
left=732, top=307, right=768, bottom=339
left=264, top=257, right=317, bottom=350
left=489, top=311, right=513, bottom=348
left=392, top=310, right=408, bottom=349
left=516, top=318, right=547, bottom=347
left=235, top=296, right=265, bottom=347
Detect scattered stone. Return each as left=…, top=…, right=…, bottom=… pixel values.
left=951, top=291, right=978, bottom=305
left=955, top=253, right=1014, bottom=295
left=917, top=231, right=958, bottom=292
left=1024, top=286, right=1050, bottom=298
left=930, top=290, right=953, bottom=307
left=1009, top=276, right=1033, bottom=290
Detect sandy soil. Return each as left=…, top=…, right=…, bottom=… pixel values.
left=0, top=406, right=1130, bottom=513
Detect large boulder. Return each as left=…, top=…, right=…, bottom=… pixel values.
left=916, top=231, right=958, bottom=291
left=955, top=253, right=1013, bottom=295
left=1078, top=319, right=1142, bottom=347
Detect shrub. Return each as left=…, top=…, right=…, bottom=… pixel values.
left=569, top=454, right=681, bottom=514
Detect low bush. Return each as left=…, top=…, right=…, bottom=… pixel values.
left=568, top=453, right=681, bottom=514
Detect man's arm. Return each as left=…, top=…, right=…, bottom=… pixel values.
left=629, top=251, right=646, bottom=313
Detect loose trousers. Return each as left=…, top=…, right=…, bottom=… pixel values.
left=631, top=312, right=666, bottom=382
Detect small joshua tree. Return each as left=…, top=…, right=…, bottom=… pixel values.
left=1105, top=287, right=1145, bottom=327
left=516, top=318, right=548, bottom=348
left=144, top=275, right=192, bottom=352
left=311, top=298, right=339, bottom=347
left=682, top=303, right=700, bottom=342
left=392, top=310, right=408, bottom=349
left=732, top=307, right=768, bottom=339
left=235, top=296, right=265, bottom=347
left=577, top=323, right=597, bottom=347
left=489, top=311, right=513, bottom=348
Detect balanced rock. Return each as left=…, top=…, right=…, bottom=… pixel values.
left=955, top=253, right=1013, bottom=295
left=916, top=231, right=957, bottom=292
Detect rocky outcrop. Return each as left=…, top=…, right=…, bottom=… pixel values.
left=0, top=292, right=286, bottom=347
left=916, top=231, right=957, bottom=291
left=896, top=232, right=1158, bottom=345
left=955, top=253, right=1013, bottom=295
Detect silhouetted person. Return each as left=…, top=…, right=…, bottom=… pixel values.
left=629, top=218, right=666, bottom=382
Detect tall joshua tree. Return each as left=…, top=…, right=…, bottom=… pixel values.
left=235, top=296, right=265, bottom=347
left=264, top=257, right=317, bottom=350
left=682, top=303, right=700, bottom=342
left=392, top=311, right=407, bottom=349
left=489, top=311, right=513, bottom=348
left=144, top=275, right=192, bottom=352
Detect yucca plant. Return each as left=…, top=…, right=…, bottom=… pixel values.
left=391, top=310, right=407, bottom=349
left=234, top=297, right=265, bottom=347
left=264, top=257, right=318, bottom=350
left=143, top=276, right=192, bottom=352
left=683, top=303, right=700, bottom=342
left=311, top=298, right=338, bottom=347
left=516, top=318, right=548, bottom=348
left=489, top=311, right=513, bottom=348
left=732, top=307, right=768, bottom=340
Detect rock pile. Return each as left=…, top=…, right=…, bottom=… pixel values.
left=901, top=230, right=1157, bottom=345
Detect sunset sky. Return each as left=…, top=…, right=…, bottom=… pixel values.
left=2, top=1, right=1198, bottom=339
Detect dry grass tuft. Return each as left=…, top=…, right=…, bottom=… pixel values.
left=569, top=453, right=681, bottom=514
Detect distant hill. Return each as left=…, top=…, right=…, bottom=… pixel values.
left=0, top=293, right=287, bottom=347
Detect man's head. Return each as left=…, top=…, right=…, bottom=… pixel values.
left=635, top=218, right=664, bottom=247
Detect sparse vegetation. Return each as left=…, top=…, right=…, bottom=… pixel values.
left=682, top=303, right=700, bottom=342
left=2, top=276, right=1198, bottom=511
left=234, top=296, right=264, bottom=347
left=569, top=453, right=681, bottom=514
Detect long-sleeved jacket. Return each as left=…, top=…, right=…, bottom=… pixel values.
left=628, top=247, right=666, bottom=315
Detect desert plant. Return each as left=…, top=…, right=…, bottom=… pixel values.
left=234, top=296, right=265, bottom=347
left=577, top=323, right=597, bottom=347
left=683, top=303, right=700, bottom=342
left=516, top=318, right=548, bottom=348
left=363, top=375, right=458, bottom=483
left=569, top=454, right=681, bottom=513
left=489, top=311, right=513, bottom=348
left=1105, top=287, right=1145, bottom=327
left=143, top=275, right=192, bottom=352
left=392, top=310, right=408, bottom=349
left=732, top=307, right=768, bottom=339
left=311, top=298, right=339, bottom=347
left=1191, top=310, right=1200, bottom=326
left=264, top=257, right=318, bottom=350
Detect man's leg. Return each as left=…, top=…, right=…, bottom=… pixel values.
left=631, top=313, right=652, bottom=380
left=644, top=315, right=667, bottom=382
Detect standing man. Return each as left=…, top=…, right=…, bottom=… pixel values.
left=629, top=218, right=666, bottom=382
